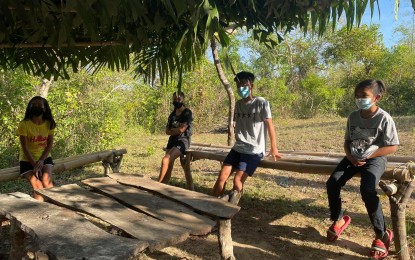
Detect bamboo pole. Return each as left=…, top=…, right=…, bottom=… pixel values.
left=285, top=151, right=415, bottom=163
left=190, top=143, right=415, bottom=163
left=0, top=149, right=127, bottom=182
left=188, top=150, right=411, bottom=181
left=191, top=143, right=232, bottom=149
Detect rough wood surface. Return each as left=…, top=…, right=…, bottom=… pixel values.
left=0, top=149, right=127, bottom=182
left=81, top=177, right=216, bottom=235
left=389, top=180, right=415, bottom=260
left=187, top=150, right=411, bottom=181
left=106, top=173, right=240, bottom=219
left=0, top=193, right=146, bottom=259
left=9, top=218, right=25, bottom=260
left=217, top=190, right=242, bottom=260
left=190, top=144, right=415, bottom=163
left=36, top=183, right=190, bottom=251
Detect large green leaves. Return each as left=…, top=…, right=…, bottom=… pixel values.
left=0, top=0, right=410, bottom=83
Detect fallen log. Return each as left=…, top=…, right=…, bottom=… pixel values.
left=0, top=149, right=127, bottom=182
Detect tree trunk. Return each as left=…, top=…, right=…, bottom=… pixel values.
left=210, top=37, right=235, bottom=146
left=38, top=77, right=53, bottom=97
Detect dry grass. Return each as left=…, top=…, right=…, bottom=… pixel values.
left=1, top=115, right=415, bottom=259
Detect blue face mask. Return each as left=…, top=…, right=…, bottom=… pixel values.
left=355, top=98, right=374, bottom=110
left=237, top=85, right=250, bottom=98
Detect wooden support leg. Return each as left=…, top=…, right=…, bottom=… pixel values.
left=0, top=217, right=10, bottom=258
left=389, top=180, right=414, bottom=260
left=9, top=218, right=25, bottom=259
left=102, top=153, right=124, bottom=174
left=184, top=153, right=194, bottom=191
left=218, top=218, right=234, bottom=260
left=218, top=190, right=242, bottom=260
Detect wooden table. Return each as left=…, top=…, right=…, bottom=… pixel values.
left=0, top=173, right=240, bottom=259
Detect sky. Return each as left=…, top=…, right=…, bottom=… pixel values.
left=361, top=0, right=415, bottom=47
left=230, top=1, right=415, bottom=63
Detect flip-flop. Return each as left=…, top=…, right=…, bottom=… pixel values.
left=326, top=215, right=351, bottom=242
left=370, top=229, right=393, bottom=259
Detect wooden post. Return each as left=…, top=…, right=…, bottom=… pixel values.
left=102, top=152, right=124, bottom=175
left=183, top=152, right=194, bottom=190
left=9, top=219, right=25, bottom=259
left=0, top=217, right=10, bottom=258
left=218, top=190, right=242, bottom=260
left=389, top=180, right=414, bottom=260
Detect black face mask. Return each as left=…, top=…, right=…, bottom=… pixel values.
left=173, top=101, right=183, bottom=109
left=30, top=107, right=44, bottom=117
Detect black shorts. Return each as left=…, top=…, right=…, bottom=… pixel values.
left=20, top=157, right=54, bottom=176
left=166, top=137, right=190, bottom=155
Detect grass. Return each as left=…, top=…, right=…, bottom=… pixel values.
left=1, top=115, right=415, bottom=258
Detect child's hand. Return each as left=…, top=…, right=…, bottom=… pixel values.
left=32, top=169, right=43, bottom=180
left=34, top=159, right=44, bottom=172
left=354, top=160, right=366, bottom=167
left=346, top=155, right=366, bottom=167
left=268, top=148, right=283, bottom=161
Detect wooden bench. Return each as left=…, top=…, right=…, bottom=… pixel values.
left=0, top=149, right=127, bottom=183
left=182, top=143, right=415, bottom=260
left=0, top=173, right=240, bottom=259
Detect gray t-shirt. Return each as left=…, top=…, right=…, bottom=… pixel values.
left=232, top=97, right=272, bottom=155
left=345, top=107, right=399, bottom=160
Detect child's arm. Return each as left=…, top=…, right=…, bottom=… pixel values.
left=166, top=122, right=188, bottom=136
left=34, top=134, right=54, bottom=172
left=366, top=145, right=398, bottom=159
left=264, top=118, right=283, bottom=160
left=19, top=136, right=36, bottom=166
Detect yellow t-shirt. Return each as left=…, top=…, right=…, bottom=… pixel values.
left=16, top=120, right=55, bottom=161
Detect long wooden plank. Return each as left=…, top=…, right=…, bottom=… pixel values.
left=106, top=173, right=240, bottom=219
left=0, top=149, right=127, bottom=182
left=0, top=193, right=146, bottom=259
left=188, top=150, right=410, bottom=181
left=36, top=184, right=189, bottom=251
left=81, top=177, right=216, bottom=235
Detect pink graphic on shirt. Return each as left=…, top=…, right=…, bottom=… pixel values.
left=29, top=135, right=47, bottom=147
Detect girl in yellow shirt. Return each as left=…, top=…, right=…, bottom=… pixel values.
left=17, top=96, right=56, bottom=201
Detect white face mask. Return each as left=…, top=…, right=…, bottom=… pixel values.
left=355, top=98, right=374, bottom=110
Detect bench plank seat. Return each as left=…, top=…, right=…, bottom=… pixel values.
left=81, top=177, right=216, bottom=235
left=106, top=173, right=240, bottom=219
left=36, top=184, right=190, bottom=251
left=0, top=193, right=146, bottom=259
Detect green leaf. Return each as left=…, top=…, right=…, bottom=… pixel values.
left=172, top=0, right=187, bottom=17
left=217, top=26, right=230, bottom=46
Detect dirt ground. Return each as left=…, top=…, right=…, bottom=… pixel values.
left=4, top=163, right=412, bottom=260
left=140, top=164, right=415, bottom=260
left=1, top=123, right=415, bottom=259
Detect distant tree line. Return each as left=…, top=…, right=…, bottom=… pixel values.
left=0, top=23, right=414, bottom=168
